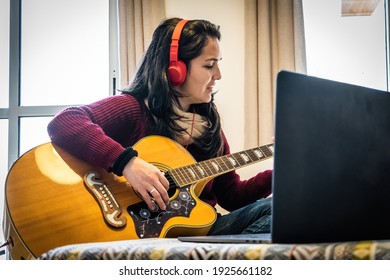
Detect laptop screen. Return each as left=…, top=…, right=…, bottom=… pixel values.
left=272, top=71, right=390, bottom=243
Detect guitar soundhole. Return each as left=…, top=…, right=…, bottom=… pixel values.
left=127, top=186, right=196, bottom=238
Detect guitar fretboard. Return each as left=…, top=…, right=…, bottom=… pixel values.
left=168, top=144, right=274, bottom=187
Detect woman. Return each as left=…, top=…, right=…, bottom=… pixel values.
left=47, top=18, right=272, bottom=235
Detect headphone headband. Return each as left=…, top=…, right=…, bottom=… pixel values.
left=168, top=19, right=189, bottom=85
left=169, top=19, right=189, bottom=63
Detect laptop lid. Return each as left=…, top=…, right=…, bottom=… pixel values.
left=272, top=71, right=390, bottom=243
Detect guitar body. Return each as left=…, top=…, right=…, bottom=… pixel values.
left=3, top=136, right=217, bottom=259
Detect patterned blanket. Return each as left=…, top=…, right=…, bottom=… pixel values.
left=38, top=238, right=390, bottom=260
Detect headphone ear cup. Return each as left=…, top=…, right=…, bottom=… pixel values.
left=168, top=60, right=187, bottom=85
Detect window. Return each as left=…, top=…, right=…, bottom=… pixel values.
left=20, top=0, right=110, bottom=106
left=17, top=0, right=110, bottom=154
left=1, top=0, right=116, bottom=248
left=303, top=0, right=388, bottom=91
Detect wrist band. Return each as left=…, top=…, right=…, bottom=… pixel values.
left=110, top=146, right=138, bottom=176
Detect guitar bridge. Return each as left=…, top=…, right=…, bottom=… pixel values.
left=83, top=171, right=127, bottom=228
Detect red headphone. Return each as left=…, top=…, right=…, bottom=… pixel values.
left=168, top=19, right=189, bottom=85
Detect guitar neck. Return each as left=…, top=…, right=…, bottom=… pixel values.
left=168, top=144, right=274, bottom=187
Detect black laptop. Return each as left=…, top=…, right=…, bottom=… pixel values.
left=180, top=71, right=390, bottom=244
left=272, top=70, right=390, bottom=243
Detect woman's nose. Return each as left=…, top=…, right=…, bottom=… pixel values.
left=213, top=66, right=222, bottom=80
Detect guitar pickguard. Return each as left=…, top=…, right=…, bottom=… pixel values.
left=127, top=186, right=196, bottom=238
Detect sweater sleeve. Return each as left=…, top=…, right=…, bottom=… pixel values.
left=211, top=132, right=273, bottom=212
left=47, top=94, right=143, bottom=171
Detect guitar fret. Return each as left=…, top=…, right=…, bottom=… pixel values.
left=172, top=168, right=186, bottom=186
left=193, top=163, right=206, bottom=178
left=260, top=145, right=274, bottom=157
left=186, top=167, right=198, bottom=181
left=255, top=148, right=266, bottom=159
left=231, top=153, right=247, bottom=166
left=199, top=161, right=213, bottom=177
left=179, top=167, right=190, bottom=185
left=227, top=155, right=239, bottom=167
left=178, top=167, right=193, bottom=186
left=169, top=169, right=178, bottom=185
left=215, top=157, right=229, bottom=172
left=179, top=166, right=194, bottom=186
left=209, top=160, right=221, bottom=173
left=222, top=155, right=235, bottom=169
left=238, top=151, right=252, bottom=164
left=248, top=150, right=258, bottom=161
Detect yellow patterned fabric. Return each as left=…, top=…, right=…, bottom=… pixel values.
left=38, top=239, right=390, bottom=260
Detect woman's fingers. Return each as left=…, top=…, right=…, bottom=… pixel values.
left=123, top=157, right=170, bottom=211
left=148, top=186, right=168, bottom=211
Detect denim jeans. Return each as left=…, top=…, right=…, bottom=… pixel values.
left=207, top=197, right=272, bottom=235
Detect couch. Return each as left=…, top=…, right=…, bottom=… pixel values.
left=38, top=238, right=390, bottom=260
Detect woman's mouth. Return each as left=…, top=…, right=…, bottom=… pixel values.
left=207, top=84, right=215, bottom=92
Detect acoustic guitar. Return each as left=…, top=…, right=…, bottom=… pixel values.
left=3, top=135, right=273, bottom=259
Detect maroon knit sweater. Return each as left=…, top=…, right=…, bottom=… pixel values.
left=47, top=94, right=272, bottom=211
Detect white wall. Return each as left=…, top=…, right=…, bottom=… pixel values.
left=165, top=0, right=274, bottom=179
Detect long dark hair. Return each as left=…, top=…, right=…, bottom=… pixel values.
left=122, top=18, right=223, bottom=157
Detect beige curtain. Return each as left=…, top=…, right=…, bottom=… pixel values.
left=244, top=0, right=307, bottom=147
left=118, top=0, right=166, bottom=89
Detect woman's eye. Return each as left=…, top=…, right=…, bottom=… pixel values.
left=205, top=65, right=213, bottom=69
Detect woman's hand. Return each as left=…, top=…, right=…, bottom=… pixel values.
left=122, top=157, right=170, bottom=211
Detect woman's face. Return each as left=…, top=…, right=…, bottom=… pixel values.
left=174, top=36, right=222, bottom=111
